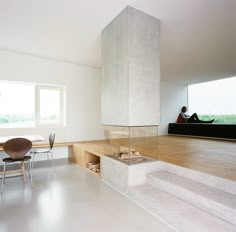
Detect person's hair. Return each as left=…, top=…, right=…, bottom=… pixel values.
left=181, top=106, right=187, bottom=112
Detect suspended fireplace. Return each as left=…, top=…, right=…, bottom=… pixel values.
left=104, top=126, right=158, bottom=165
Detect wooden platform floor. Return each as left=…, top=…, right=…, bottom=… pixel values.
left=153, top=136, right=236, bottom=182
left=75, top=135, right=236, bottom=182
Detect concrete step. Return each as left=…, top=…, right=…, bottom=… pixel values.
left=129, top=184, right=236, bottom=232
left=158, top=161, right=236, bottom=195
left=147, top=171, right=236, bottom=226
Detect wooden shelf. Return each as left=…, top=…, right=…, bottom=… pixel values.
left=69, top=145, right=101, bottom=177
left=86, top=151, right=100, bottom=176
left=86, top=168, right=101, bottom=177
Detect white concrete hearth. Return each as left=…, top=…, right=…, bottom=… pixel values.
left=101, top=156, right=159, bottom=194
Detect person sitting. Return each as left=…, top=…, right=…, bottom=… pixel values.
left=177, top=106, right=214, bottom=123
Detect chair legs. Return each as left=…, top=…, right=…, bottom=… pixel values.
left=49, top=152, right=55, bottom=173
left=46, top=153, right=50, bottom=167
left=21, top=161, right=26, bottom=182
left=32, top=153, right=35, bottom=169
left=1, top=160, right=33, bottom=194
left=27, top=160, right=33, bottom=187
left=31, top=152, right=55, bottom=173
left=1, top=163, right=6, bottom=193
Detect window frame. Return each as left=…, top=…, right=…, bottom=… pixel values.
left=36, top=85, right=65, bottom=127
left=0, top=80, right=65, bottom=128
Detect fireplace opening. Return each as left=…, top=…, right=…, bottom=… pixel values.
left=104, top=126, right=158, bottom=165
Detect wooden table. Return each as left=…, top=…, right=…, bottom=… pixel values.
left=0, top=135, right=45, bottom=145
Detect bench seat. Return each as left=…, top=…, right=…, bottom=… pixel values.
left=168, top=123, right=236, bottom=140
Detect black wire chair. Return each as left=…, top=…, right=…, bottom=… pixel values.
left=30, top=132, right=55, bottom=172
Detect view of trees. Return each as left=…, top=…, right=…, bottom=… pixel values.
left=0, top=113, right=58, bottom=125
left=199, top=115, right=236, bottom=124
left=0, top=114, right=34, bottom=124
left=189, top=77, right=236, bottom=124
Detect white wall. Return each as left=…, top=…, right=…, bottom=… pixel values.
left=234, top=0, right=236, bottom=71
left=158, top=80, right=188, bottom=135
left=0, top=50, right=105, bottom=142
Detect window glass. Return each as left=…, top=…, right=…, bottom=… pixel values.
left=0, top=82, right=34, bottom=128
left=188, top=76, right=236, bottom=124
left=38, top=87, right=63, bottom=125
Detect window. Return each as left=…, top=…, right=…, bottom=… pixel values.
left=0, top=81, right=65, bottom=128
left=188, top=77, right=236, bottom=124
left=37, top=86, right=64, bottom=125
left=0, top=82, right=35, bottom=128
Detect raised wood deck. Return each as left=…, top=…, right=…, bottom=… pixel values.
left=154, top=135, right=236, bottom=181
left=1, top=135, right=235, bottom=181
left=73, top=135, right=236, bottom=182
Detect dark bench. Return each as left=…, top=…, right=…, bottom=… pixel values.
left=168, top=123, right=236, bottom=139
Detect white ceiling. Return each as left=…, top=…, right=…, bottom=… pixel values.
left=0, top=0, right=235, bottom=84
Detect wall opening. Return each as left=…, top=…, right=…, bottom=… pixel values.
left=188, top=77, right=236, bottom=124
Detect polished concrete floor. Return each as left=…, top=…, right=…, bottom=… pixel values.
left=0, top=162, right=173, bottom=232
